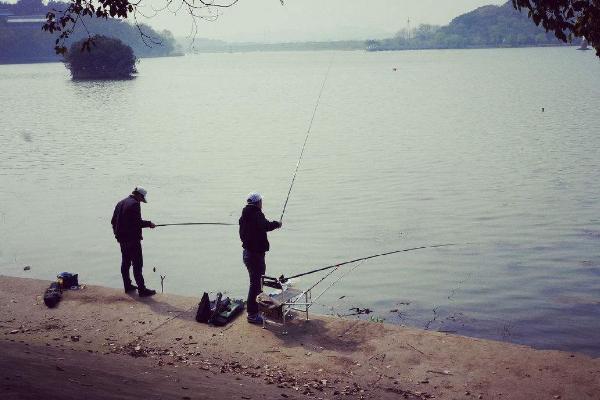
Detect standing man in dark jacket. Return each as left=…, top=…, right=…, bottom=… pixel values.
left=239, top=192, right=282, bottom=324
left=111, top=187, right=157, bottom=297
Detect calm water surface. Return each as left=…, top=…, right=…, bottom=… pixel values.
left=1, top=48, right=600, bottom=356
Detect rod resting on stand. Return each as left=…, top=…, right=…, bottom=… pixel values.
left=280, top=243, right=458, bottom=282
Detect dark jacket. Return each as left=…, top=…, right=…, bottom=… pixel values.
left=239, top=205, right=279, bottom=253
left=111, top=195, right=152, bottom=243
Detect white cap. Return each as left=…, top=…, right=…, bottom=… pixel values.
left=246, top=192, right=262, bottom=204
left=133, top=186, right=148, bottom=203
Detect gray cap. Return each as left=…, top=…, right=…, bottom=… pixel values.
left=246, top=192, right=262, bottom=204
left=133, top=186, right=148, bottom=203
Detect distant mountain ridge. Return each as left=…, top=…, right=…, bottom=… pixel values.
left=366, top=1, right=580, bottom=51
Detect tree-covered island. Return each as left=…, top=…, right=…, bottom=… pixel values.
left=64, top=35, right=137, bottom=79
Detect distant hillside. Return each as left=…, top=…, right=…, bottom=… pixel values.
left=0, top=0, right=180, bottom=64
left=366, top=1, right=581, bottom=51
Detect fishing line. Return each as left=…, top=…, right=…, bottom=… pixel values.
left=279, top=243, right=458, bottom=282
left=303, top=257, right=357, bottom=294
left=312, top=259, right=367, bottom=302
left=155, top=222, right=236, bottom=227
left=280, top=56, right=334, bottom=222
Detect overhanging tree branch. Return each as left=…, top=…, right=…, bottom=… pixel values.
left=512, top=0, right=600, bottom=57
left=42, top=0, right=242, bottom=54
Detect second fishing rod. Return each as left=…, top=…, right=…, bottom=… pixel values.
left=263, top=243, right=459, bottom=287
left=279, top=56, right=334, bottom=223
left=157, top=58, right=333, bottom=229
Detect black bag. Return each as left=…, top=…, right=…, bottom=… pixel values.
left=57, top=272, right=78, bottom=289
left=43, top=282, right=62, bottom=308
left=209, top=298, right=244, bottom=326
left=195, top=292, right=211, bottom=323
left=208, top=292, right=224, bottom=325
left=195, top=292, right=245, bottom=326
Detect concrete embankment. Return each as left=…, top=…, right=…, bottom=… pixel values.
left=1, top=276, right=598, bottom=400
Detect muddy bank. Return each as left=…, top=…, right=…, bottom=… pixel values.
left=1, top=276, right=598, bottom=399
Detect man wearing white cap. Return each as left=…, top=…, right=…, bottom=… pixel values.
left=111, top=187, right=157, bottom=297
left=239, top=192, right=282, bottom=324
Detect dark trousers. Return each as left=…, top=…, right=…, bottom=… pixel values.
left=120, top=240, right=146, bottom=290
left=243, top=249, right=266, bottom=315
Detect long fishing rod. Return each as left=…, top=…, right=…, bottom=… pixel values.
left=280, top=57, right=334, bottom=222
left=155, top=222, right=236, bottom=227
left=279, top=243, right=457, bottom=283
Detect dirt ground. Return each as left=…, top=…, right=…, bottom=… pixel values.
left=1, top=275, right=599, bottom=400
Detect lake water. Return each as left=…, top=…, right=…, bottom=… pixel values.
left=1, top=48, right=600, bottom=356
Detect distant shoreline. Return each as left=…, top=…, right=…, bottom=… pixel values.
left=1, top=43, right=579, bottom=66
left=366, top=42, right=576, bottom=53
left=0, top=58, right=60, bottom=65
left=0, top=52, right=184, bottom=66
left=185, top=42, right=576, bottom=54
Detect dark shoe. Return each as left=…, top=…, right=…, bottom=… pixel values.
left=247, top=314, right=263, bottom=325
left=124, top=284, right=138, bottom=293
left=138, top=288, right=156, bottom=297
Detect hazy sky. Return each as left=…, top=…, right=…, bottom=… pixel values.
left=139, top=0, right=507, bottom=42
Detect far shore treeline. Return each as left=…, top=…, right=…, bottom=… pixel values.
left=0, top=0, right=179, bottom=64
left=366, top=1, right=579, bottom=52
left=187, top=1, right=578, bottom=54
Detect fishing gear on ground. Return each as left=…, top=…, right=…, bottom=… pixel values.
left=43, top=272, right=82, bottom=308
left=57, top=272, right=79, bottom=289
left=262, top=275, right=284, bottom=290
left=195, top=292, right=244, bottom=327
left=43, top=282, right=62, bottom=308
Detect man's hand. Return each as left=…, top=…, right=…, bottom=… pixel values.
left=277, top=221, right=283, bottom=228
left=149, top=222, right=156, bottom=229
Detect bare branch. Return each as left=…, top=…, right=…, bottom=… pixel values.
left=43, top=0, right=250, bottom=54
